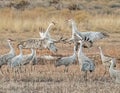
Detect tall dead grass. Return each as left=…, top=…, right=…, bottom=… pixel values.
left=0, top=8, right=119, bottom=37
left=88, top=14, right=120, bottom=32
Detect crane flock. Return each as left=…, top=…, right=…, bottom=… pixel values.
left=0, top=19, right=119, bottom=83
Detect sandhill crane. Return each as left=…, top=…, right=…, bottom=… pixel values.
left=39, top=22, right=55, bottom=39
left=18, top=21, right=67, bottom=53
left=10, top=45, right=23, bottom=67
left=55, top=45, right=77, bottom=72
left=77, top=35, right=95, bottom=81
left=18, top=35, right=65, bottom=53
left=0, top=39, right=15, bottom=75
left=0, top=39, right=15, bottom=66
left=67, top=19, right=109, bottom=48
left=109, top=58, right=120, bottom=83
left=20, top=48, right=36, bottom=65
left=98, top=46, right=113, bottom=76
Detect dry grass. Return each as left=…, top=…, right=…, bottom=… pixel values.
left=0, top=39, right=120, bottom=93
left=0, top=8, right=119, bottom=41
left=0, top=63, right=120, bottom=93
left=0, top=4, right=120, bottom=93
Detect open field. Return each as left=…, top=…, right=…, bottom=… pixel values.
left=0, top=0, right=120, bottom=93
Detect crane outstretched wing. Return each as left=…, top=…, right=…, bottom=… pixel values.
left=18, top=38, right=44, bottom=49
left=81, top=32, right=109, bottom=42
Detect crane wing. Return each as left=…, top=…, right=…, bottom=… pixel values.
left=81, top=32, right=109, bottom=42
left=18, top=38, right=44, bottom=49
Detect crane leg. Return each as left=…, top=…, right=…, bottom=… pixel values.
left=85, top=71, right=88, bottom=86
left=6, top=66, right=10, bottom=74
left=0, top=68, right=4, bottom=76
left=103, top=67, right=107, bottom=77
left=84, top=71, right=87, bottom=81
left=66, top=67, right=68, bottom=72
left=64, top=67, right=68, bottom=73
left=86, top=71, right=87, bottom=81
left=64, top=67, right=66, bottom=73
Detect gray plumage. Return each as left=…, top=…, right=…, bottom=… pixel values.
left=18, top=21, right=66, bottom=53
left=21, top=48, right=36, bottom=65
left=55, top=46, right=77, bottom=71
left=0, top=39, right=15, bottom=67
left=78, top=39, right=95, bottom=72
left=68, top=19, right=109, bottom=48
left=99, top=46, right=113, bottom=76
left=30, top=49, right=37, bottom=65
left=18, top=37, right=58, bottom=53
left=18, top=22, right=59, bottom=53
left=99, top=46, right=113, bottom=66
left=10, top=45, right=23, bottom=67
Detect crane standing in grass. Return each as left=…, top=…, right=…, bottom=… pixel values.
left=99, top=46, right=113, bottom=76
left=20, top=48, right=37, bottom=72
left=77, top=34, right=95, bottom=81
left=10, top=45, right=23, bottom=67
left=0, top=39, right=16, bottom=75
left=21, top=48, right=36, bottom=65
left=55, top=45, right=77, bottom=72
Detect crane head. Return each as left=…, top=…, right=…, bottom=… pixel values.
left=98, top=46, right=101, bottom=50
left=7, top=38, right=15, bottom=42
left=16, top=44, right=23, bottom=49
left=51, top=21, right=56, bottom=25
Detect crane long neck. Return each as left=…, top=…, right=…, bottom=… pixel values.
left=31, top=49, right=35, bottom=56
left=71, top=20, right=83, bottom=39
left=34, top=50, right=36, bottom=56
left=78, top=42, right=83, bottom=56
left=44, top=24, right=52, bottom=35
left=73, top=46, right=77, bottom=57
left=71, top=21, right=77, bottom=34
left=8, top=41, right=14, bottom=53
left=19, top=46, right=23, bottom=56
left=110, top=61, right=114, bottom=69
left=99, top=48, right=104, bottom=58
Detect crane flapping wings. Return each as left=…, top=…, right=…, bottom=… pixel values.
left=18, top=38, right=44, bottom=49
left=81, top=32, right=109, bottom=42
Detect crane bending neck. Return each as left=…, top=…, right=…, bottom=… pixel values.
left=78, top=42, right=83, bottom=55
left=19, top=46, right=23, bottom=55
left=45, top=23, right=53, bottom=36
left=8, top=41, right=14, bottom=53
left=99, top=47, right=104, bottom=58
